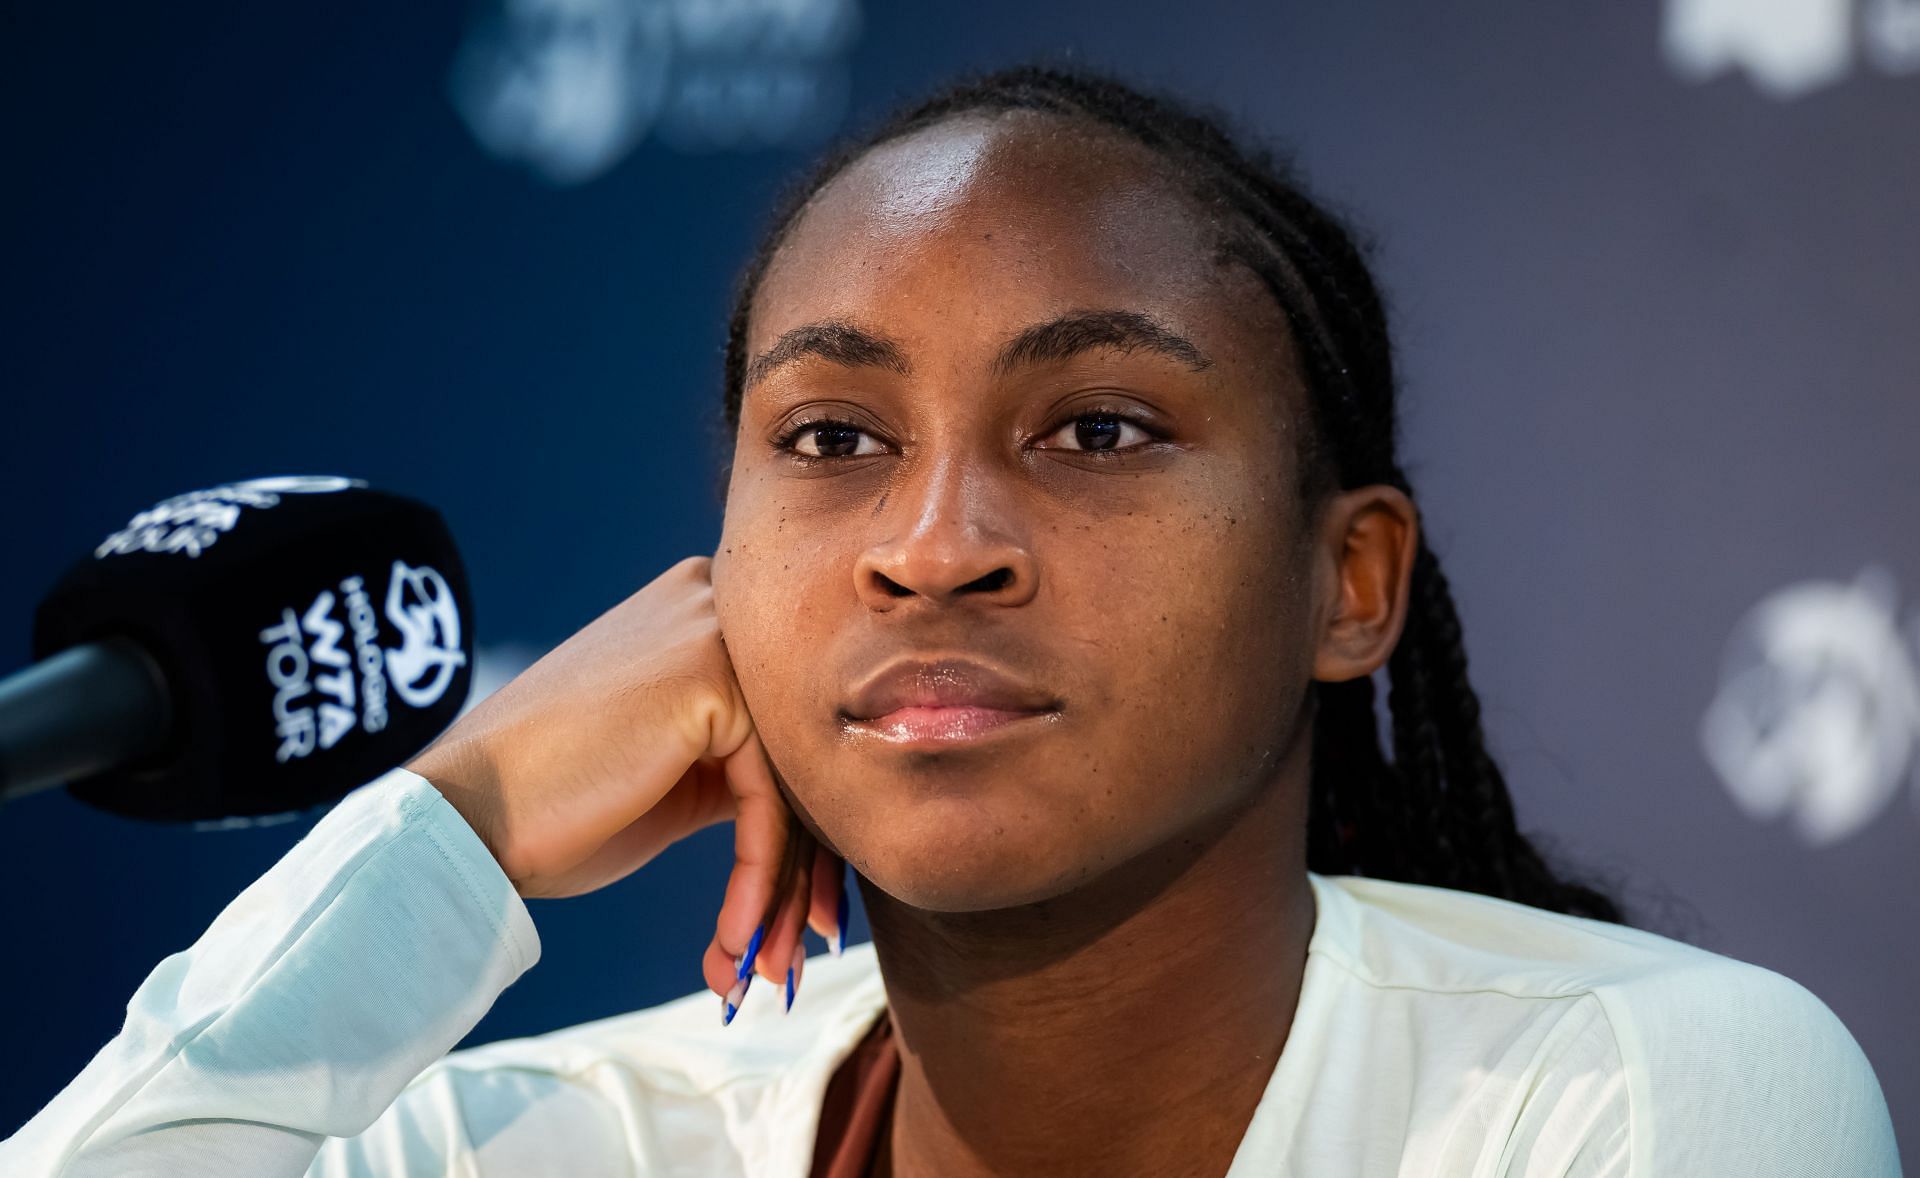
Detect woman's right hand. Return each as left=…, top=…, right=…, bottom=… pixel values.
left=404, top=555, right=840, bottom=1012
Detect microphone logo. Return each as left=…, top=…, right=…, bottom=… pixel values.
left=95, top=476, right=362, bottom=560
left=383, top=560, right=467, bottom=709
left=260, top=559, right=466, bottom=764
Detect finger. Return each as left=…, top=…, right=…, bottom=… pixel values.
left=703, top=826, right=806, bottom=1020
left=743, top=743, right=808, bottom=982
left=759, top=836, right=815, bottom=1013
left=546, top=760, right=724, bottom=899
left=720, top=817, right=803, bottom=993
left=752, top=754, right=819, bottom=986
left=760, top=813, right=806, bottom=940
left=702, top=733, right=793, bottom=1007
left=806, top=843, right=847, bottom=954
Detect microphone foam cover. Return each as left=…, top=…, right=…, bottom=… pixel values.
left=33, top=477, right=474, bottom=822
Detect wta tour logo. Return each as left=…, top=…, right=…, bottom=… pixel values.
left=1700, top=566, right=1920, bottom=846
left=450, top=0, right=860, bottom=184
left=1665, top=0, right=1920, bottom=97
left=260, top=560, right=467, bottom=763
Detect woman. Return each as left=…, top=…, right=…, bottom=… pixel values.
left=2, top=67, right=1899, bottom=1177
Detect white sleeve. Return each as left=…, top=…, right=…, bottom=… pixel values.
left=1501, top=964, right=1903, bottom=1178
left=0, top=767, right=543, bottom=1178
left=1628, top=963, right=1896, bottom=1178
left=1622, top=960, right=1904, bottom=1177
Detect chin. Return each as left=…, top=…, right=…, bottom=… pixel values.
left=844, top=805, right=1095, bottom=913
left=866, top=867, right=1075, bottom=914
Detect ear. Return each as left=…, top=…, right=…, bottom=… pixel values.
left=1310, top=485, right=1419, bottom=683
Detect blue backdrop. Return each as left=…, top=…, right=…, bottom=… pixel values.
left=5, top=0, right=1915, bottom=1154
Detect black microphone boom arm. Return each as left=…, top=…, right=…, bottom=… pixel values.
left=0, top=639, right=171, bottom=802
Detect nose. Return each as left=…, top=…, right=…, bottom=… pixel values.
left=854, top=456, right=1038, bottom=612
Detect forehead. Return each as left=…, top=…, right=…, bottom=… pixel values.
left=748, top=112, right=1289, bottom=373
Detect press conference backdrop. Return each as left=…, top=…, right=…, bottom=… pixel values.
left=3, top=0, right=1915, bottom=1150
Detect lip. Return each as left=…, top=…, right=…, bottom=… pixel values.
left=842, top=657, right=1061, bottom=746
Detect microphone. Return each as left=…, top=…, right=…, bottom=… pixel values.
left=0, top=476, right=474, bottom=824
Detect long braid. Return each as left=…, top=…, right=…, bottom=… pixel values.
left=722, top=64, right=1631, bottom=926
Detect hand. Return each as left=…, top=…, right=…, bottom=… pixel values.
left=404, top=555, right=843, bottom=1012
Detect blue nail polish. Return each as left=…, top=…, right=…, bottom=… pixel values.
left=834, top=878, right=850, bottom=956
left=736, top=924, right=765, bottom=981
left=785, top=967, right=795, bottom=1012
left=722, top=973, right=751, bottom=1026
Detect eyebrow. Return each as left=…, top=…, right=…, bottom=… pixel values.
left=743, top=320, right=911, bottom=389
left=743, top=309, right=1214, bottom=391
left=992, top=309, right=1213, bottom=376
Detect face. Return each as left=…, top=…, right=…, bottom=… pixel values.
left=713, top=112, right=1327, bottom=913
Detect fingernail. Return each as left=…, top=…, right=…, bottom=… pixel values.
left=832, top=874, right=850, bottom=957
left=722, top=972, right=751, bottom=1026
left=736, top=924, right=765, bottom=981
left=785, top=942, right=805, bottom=1014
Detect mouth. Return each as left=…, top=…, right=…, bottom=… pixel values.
left=840, top=657, right=1062, bottom=747
left=847, top=703, right=1061, bottom=745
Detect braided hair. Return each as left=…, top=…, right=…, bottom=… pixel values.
left=720, top=65, right=1632, bottom=926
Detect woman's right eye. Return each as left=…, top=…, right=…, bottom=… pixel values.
left=784, top=421, right=885, bottom=459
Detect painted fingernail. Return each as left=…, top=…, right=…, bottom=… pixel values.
left=735, top=924, right=765, bottom=982
left=832, top=872, right=849, bottom=957
left=722, top=972, right=752, bottom=1026
left=785, top=942, right=805, bottom=1014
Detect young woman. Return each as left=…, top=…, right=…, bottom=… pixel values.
left=3, top=67, right=1899, bottom=1177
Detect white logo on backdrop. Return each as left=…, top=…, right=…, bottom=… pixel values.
left=260, top=560, right=464, bottom=763
left=1700, top=566, right=1920, bottom=846
left=1665, top=0, right=1920, bottom=96
left=95, top=476, right=362, bottom=560
left=450, top=0, right=861, bottom=184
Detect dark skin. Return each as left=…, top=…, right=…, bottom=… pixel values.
left=711, top=112, right=1417, bottom=1178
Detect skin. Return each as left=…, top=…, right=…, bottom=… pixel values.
left=711, top=110, right=1418, bottom=1178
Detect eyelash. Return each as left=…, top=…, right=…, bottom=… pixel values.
left=772, top=411, right=1163, bottom=464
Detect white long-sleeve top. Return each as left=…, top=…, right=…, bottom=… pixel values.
left=0, top=766, right=1903, bottom=1177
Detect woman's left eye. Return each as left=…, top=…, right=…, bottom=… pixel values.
left=1037, top=413, right=1155, bottom=453
left=786, top=422, right=886, bottom=458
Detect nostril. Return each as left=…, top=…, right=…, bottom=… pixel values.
left=863, top=564, right=1020, bottom=602
left=962, top=567, right=1014, bottom=594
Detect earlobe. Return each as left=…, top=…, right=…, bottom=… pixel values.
left=1310, top=486, right=1418, bottom=683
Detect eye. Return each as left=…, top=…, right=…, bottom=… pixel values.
left=1037, top=412, right=1156, bottom=453
left=780, top=419, right=886, bottom=459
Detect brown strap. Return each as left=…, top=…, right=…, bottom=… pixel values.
left=808, top=1009, right=901, bottom=1178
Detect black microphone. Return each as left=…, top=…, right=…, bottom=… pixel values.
left=0, top=476, right=474, bottom=824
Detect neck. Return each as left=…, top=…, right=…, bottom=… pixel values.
left=863, top=742, right=1317, bottom=1178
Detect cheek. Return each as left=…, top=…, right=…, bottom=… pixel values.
left=1062, top=484, right=1309, bottom=791
left=713, top=510, right=846, bottom=738
left=1155, top=566, right=1307, bottom=766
